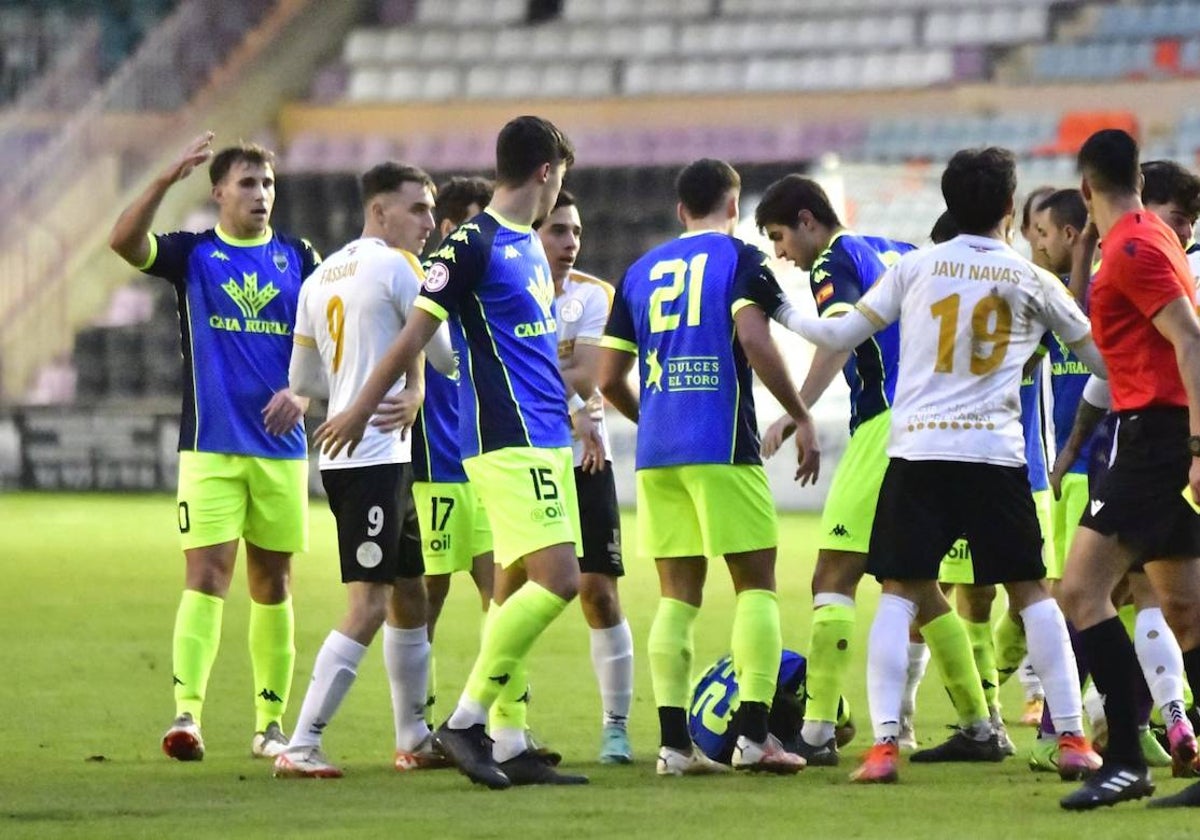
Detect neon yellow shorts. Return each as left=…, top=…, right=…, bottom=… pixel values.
left=1051, top=475, right=1088, bottom=580
left=176, top=451, right=308, bottom=553
left=413, top=480, right=493, bottom=576
left=820, top=411, right=890, bottom=553
left=938, top=488, right=1055, bottom=584
left=462, top=446, right=580, bottom=569
left=636, top=463, right=777, bottom=559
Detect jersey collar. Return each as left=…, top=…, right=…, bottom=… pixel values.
left=216, top=224, right=273, bottom=247
left=485, top=207, right=533, bottom=233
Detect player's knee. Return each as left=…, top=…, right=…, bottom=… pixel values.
left=1158, top=594, right=1200, bottom=641
left=580, top=580, right=621, bottom=626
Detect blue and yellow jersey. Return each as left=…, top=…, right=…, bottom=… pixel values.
left=1047, top=329, right=1092, bottom=477
left=809, top=232, right=915, bottom=432
left=1022, top=349, right=1050, bottom=493
left=415, top=209, right=572, bottom=457
left=139, top=225, right=319, bottom=458
left=411, top=360, right=467, bottom=483
left=602, top=231, right=788, bottom=469
left=689, top=650, right=808, bottom=763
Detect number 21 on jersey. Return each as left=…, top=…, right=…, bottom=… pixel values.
left=649, top=254, right=707, bottom=333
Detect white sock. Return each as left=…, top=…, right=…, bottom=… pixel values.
left=901, top=641, right=930, bottom=719
left=868, top=594, right=918, bottom=743
left=491, top=726, right=527, bottom=764
left=1021, top=599, right=1083, bottom=734
left=1082, top=680, right=1106, bottom=729
left=590, top=619, right=634, bottom=728
left=383, top=623, right=432, bottom=751
left=1133, top=607, right=1188, bottom=724
left=289, top=630, right=366, bottom=750
left=1017, top=655, right=1044, bottom=701
left=447, top=696, right=488, bottom=730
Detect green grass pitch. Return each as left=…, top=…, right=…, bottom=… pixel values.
left=0, top=493, right=1192, bottom=838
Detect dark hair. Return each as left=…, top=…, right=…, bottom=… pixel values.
left=435, top=176, right=493, bottom=227
left=941, top=147, right=1017, bottom=236
left=676, top=158, right=741, bottom=219
left=209, top=142, right=275, bottom=186
left=1077, top=129, right=1140, bottom=196
left=495, top=115, right=574, bottom=186
left=1036, top=188, right=1088, bottom=232
left=1020, top=185, right=1055, bottom=233
left=929, top=210, right=959, bottom=244
left=532, top=188, right=577, bottom=230
left=1141, top=159, right=1200, bottom=220
left=359, top=161, right=435, bottom=205
left=754, top=174, right=841, bottom=230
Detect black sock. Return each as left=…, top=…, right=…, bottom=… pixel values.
left=1182, top=647, right=1200, bottom=703
left=658, top=707, right=691, bottom=751
left=740, top=701, right=770, bottom=744
left=1080, top=616, right=1146, bottom=769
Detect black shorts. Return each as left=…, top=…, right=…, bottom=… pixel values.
left=868, top=458, right=1045, bottom=585
left=575, top=463, right=624, bottom=577
left=1080, top=407, right=1200, bottom=565
left=321, top=463, right=423, bottom=584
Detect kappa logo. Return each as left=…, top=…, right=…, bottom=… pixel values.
left=810, top=267, right=830, bottom=284
left=830, top=524, right=848, bottom=537
left=526, top=264, right=555, bottom=320
left=209, top=248, right=230, bottom=262
left=504, top=244, right=521, bottom=259
left=222, top=272, right=280, bottom=319
left=1090, top=499, right=1105, bottom=516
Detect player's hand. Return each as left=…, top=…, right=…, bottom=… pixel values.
left=370, top=390, right=423, bottom=439
left=164, top=131, right=214, bottom=184
left=573, top=408, right=606, bottom=474
left=761, top=414, right=796, bottom=459
left=1189, top=459, right=1200, bottom=510
left=792, top=415, right=821, bottom=486
left=1048, top=443, right=1078, bottom=501
left=261, top=388, right=305, bottom=435
left=314, top=406, right=371, bottom=459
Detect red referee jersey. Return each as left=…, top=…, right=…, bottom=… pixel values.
left=1089, top=211, right=1196, bottom=412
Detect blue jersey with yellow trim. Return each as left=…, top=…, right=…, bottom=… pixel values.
left=1022, top=353, right=1050, bottom=493
left=416, top=210, right=571, bottom=457
left=689, top=650, right=808, bottom=763
left=1047, top=331, right=1092, bottom=476
left=603, top=231, right=788, bottom=469
left=142, top=226, right=319, bottom=457
left=809, top=232, right=915, bottom=432
left=411, top=360, right=467, bottom=483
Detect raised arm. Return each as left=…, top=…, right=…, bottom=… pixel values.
left=109, top=131, right=214, bottom=267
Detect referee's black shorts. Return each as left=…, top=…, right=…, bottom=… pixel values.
left=1080, top=407, right=1200, bottom=566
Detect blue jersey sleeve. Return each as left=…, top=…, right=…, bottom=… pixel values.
left=731, top=242, right=788, bottom=319
left=417, top=221, right=489, bottom=320
left=142, top=231, right=203, bottom=285
left=602, top=274, right=638, bottom=353
left=810, top=244, right=865, bottom=317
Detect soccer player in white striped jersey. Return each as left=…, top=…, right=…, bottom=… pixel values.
left=778, top=147, right=1105, bottom=784
left=535, top=189, right=635, bottom=764
left=275, top=162, right=456, bottom=778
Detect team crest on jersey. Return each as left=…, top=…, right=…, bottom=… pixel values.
left=425, top=262, right=450, bottom=292
left=222, top=272, right=280, bottom=318
left=273, top=252, right=288, bottom=272
left=559, top=298, right=584, bottom=323
left=526, top=265, right=555, bottom=320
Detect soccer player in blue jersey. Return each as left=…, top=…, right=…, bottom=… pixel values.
left=314, top=116, right=587, bottom=789
left=752, top=175, right=984, bottom=768
left=109, top=132, right=320, bottom=760
left=598, top=158, right=820, bottom=776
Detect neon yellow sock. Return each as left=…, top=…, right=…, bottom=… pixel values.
left=488, top=660, right=529, bottom=732
left=804, top=601, right=856, bottom=722
left=994, top=610, right=1027, bottom=686
left=966, top=620, right=1000, bottom=711
left=732, top=589, right=781, bottom=705
left=647, top=597, right=700, bottom=709
left=173, top=590, right=224, bottom=724
left=1118, top=603, right=1137, bottom=642
left=249, top=598, right=295, bottom=732
left=464, top=583, right=566, bottom=709
left=922, top=611, right=989, bottom=726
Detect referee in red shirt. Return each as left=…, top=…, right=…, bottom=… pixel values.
left=1059, top=129, right=1200, bottom=810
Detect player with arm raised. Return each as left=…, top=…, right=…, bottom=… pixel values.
left=109, top=134, right=319, bottom=761
left=779, top=147, right=1103, bottom=785
left=274, top=163, right=456, bottom=778
left=597, top=158, right=819, bottom=776
left=315, top=116, right=588, bottom=789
